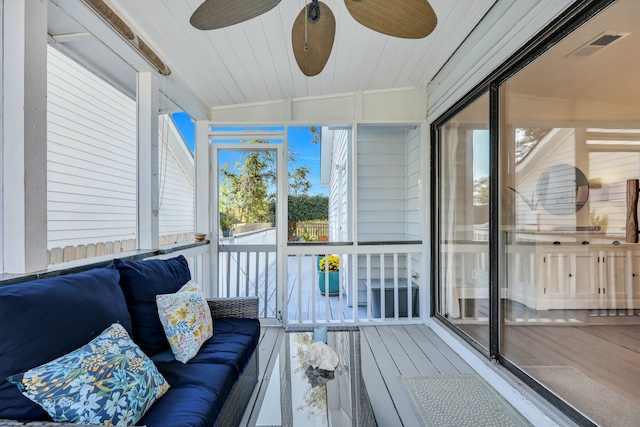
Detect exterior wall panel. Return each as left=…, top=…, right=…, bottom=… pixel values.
left=47, top=46, right=194, bottom=254
left=47, top=46, right=137, bottom=249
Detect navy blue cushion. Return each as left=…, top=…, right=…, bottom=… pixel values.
left=0, top=268, right=131, bottom=421
left=152, top=318, right=260, bottom=376
left=112, top=255, right=191, bottom=356
left=196, top=318, right=260, bottom=373
left=140, top=363, right=236, bottom=427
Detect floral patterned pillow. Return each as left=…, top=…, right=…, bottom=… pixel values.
left=7, top=323, right=169, bottom=426
left=156, top=281, right=213, bottom=363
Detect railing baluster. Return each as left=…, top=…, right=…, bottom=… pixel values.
left=380, top=253, right=385, bottom=321
left=312, top=254, right=317, bottom=323
left=408, top=254, right=413, bottom=320
left=338, top=254, right=344, bottom=322
left=325, top=253, right=330, bottom=322
left=352, top=253, right=358, bottom=323
left=244, top=251, right=250, bottom=297
left=367, top=254, right=372, bottom=320
left=394, top=253, right=399, bottom=320
left=297, top=255, right=303, bottom=323
left=254, top=251, right=260, bottom=298
left=264, top=254, right=269, bottom=317
left=235, top=251, right=241, bottom=297
left=225, top=252, right=231, bottom=298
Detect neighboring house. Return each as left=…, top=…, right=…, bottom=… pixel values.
left=47, top=46, right=194, bottom=263
left=323, top=125, right=422, bottom=306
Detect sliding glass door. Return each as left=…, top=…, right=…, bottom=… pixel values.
left=435, top=0, right=640, bottom=423
left=437, top=93, right=490, bottom=350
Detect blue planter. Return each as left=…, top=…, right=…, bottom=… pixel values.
left=318, top=271, right=340, bottom=296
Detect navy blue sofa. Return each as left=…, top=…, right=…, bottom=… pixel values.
left=0, top=255, right=260, bottom=427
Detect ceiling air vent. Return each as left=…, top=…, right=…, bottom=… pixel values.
left=567, top=31, right=630, bottom=57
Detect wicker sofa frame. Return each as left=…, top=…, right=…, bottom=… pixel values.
left=0, top=296, right=260, bottom=427
left=209, top=296, right=259, bottom=427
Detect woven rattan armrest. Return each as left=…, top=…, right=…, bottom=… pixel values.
left=207, top=297, right=259, bottom=319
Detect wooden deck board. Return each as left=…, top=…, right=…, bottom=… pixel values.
left=360, top=326, right=426, bottom=426
left=394, top=325, right=441, bottom=376
left=411, top=325, right=476, bottom=375
left=241, top=324, right=284, bottom=426
left=360, top=331, right=405, bottom=427
left=376, top=326, right=422, bottom=376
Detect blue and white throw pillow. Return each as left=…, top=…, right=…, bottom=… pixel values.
left=7, top=323, right=169, bottom=426
left=156, top=281, right=213, bottom=363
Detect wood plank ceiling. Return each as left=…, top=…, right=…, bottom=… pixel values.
left=48, top=0, right=497, bottom=118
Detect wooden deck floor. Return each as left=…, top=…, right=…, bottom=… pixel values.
left=240, top=323, right=575, bottom=427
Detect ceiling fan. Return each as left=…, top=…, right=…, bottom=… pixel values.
left=190, top=0, right=437, bottom=76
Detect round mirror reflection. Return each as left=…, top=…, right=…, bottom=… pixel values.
left=537, top=164, right=589, bottom=215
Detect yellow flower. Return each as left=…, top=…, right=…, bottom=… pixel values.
left=319, top=255, right=340, bottom=272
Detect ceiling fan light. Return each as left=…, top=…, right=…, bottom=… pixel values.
left=345, top=0, right=437, bottom=39
left=190, top=0, right=281, bottom=30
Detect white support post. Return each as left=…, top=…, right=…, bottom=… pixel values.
left=195, top=120, right=212, bottom=296
left=2, top=0, right=48, bottom=273
left=277, top=128, right=289, bottom=323
left=420, top=120, right=430, bottom=320
left=195, top=121, right=210, bottom=236
left=137, top=72, right=159, bottom=250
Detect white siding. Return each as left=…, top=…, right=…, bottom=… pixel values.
left=407, top=127, right=422, bottom=280
left=47, top=46, right=137, bottom=249
left=158, top=115, right=195, bottom=239
left=407, top=128, right=421, bottom=241
left=47, top=46, right=195, bottom=252
left=357, top=127, right=408, bottom=242
left=328, top=128, right=350, bottom=242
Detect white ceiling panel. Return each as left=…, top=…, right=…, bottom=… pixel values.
left=48, top=0, right=497, bottom=118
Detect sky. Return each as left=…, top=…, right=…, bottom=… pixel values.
left=473, top=130, right=490, bottom=179
left=171, top=112, right=328, bottom=196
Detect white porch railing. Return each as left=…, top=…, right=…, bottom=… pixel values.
left=214, top=228, right=424, bottom=324
left=214, top=243, right=423, bottom=324
left=217, top=228, right=277, bottom=317
left=285, top=243, right=423, bottom=325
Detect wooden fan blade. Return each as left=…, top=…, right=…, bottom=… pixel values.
left=190, top=0, right=281, bottom=30
left=344, top=0, right=437, bottom=39
left=292, top=2, right=336, bottom=76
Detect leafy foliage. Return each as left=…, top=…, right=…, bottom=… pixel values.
left=219, top=128, right=323, bottom=236
left=473, top=176, right=489, bottom=205
left=219, top=138, right=316, bottom=225
left=290, top=166, right=312, bottom=195
left=269, top=194, right=329, bottom=239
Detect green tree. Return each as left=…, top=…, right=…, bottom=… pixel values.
left=290, top=166, right=312, bottom=195
left=219, top=137, right=316, bottom=226
left=473, top=176, right=489, bottom=205
left=308, top=126, right=321, bottom=144
left=270, top=194, right=328, bottom=240
left=219, top=140, right=276, bottom=224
